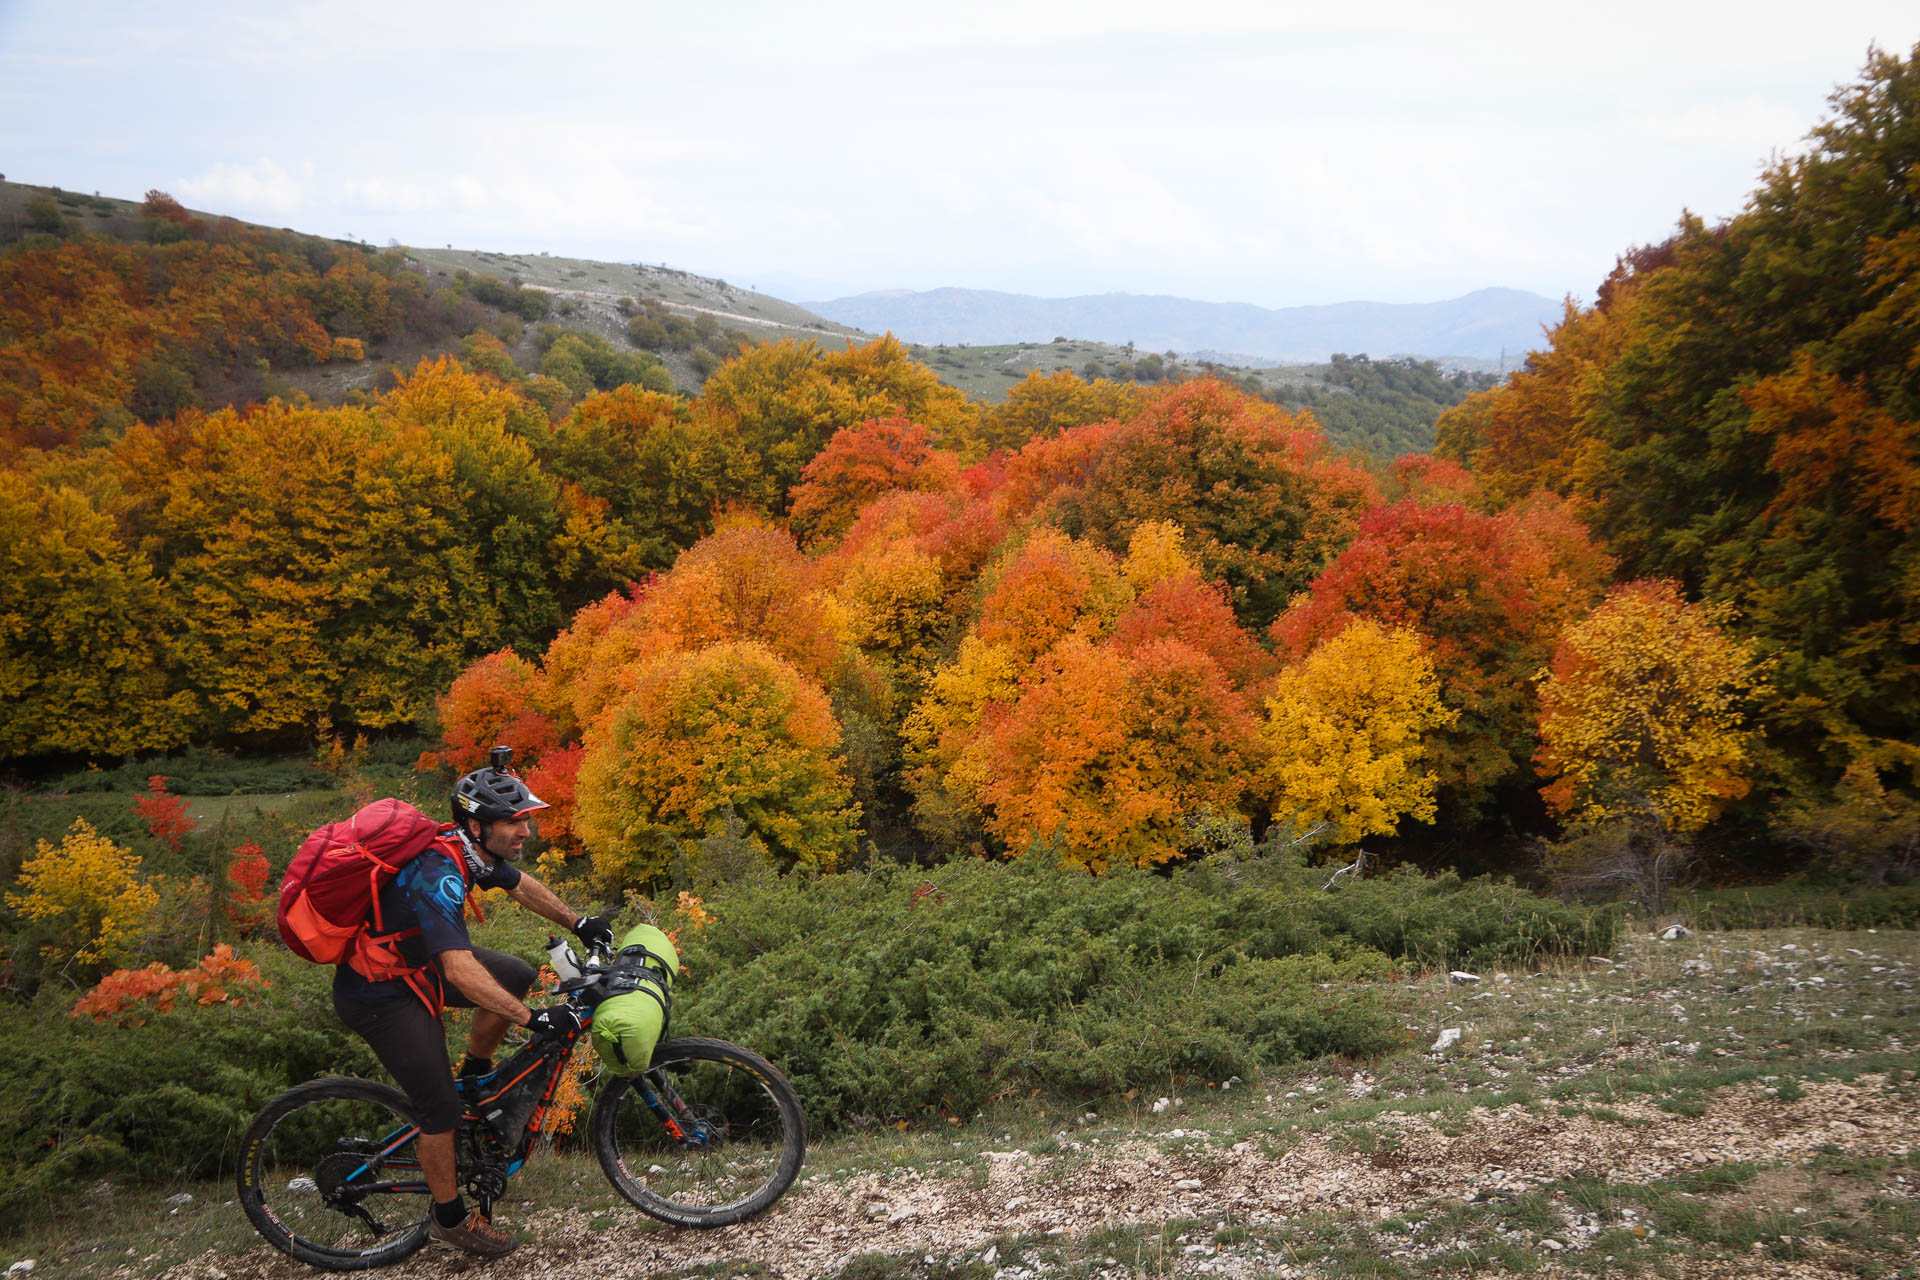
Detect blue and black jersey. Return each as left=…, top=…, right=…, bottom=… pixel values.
left=333, top=837, right=522, bottom=1006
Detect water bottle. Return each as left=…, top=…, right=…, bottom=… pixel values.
left=546, top=935, right=582, bottom=981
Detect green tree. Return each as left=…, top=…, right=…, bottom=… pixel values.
left=1446, top=44, right=1920, bottom=786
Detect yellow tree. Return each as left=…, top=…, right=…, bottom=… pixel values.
left=1534, top=580, right=1765, bottom=835
left=697, top=336, right=982, bottom=510
left=828, top=543, right=949, bottom=696
left=1259, top=621, right=1455, bottom=843
left=901, top=635, right=1024, bottom=847
left=573, top=641, right=858, bottom=889
left=0, top=469, right=195, bottom=757
left=6, top=819, right=161, bottom=966
left=984, top=368, right=1136, bottom=452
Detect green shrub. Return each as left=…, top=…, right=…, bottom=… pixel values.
left=41, top=747, right=330, bottom=796
left=663, top=854, right=1613, bottom=1129
left=0, top=947, right=378, bottom=1199
left=0, top=849, right=1613, bottom=1194
left=25, top=196, right=64, bottom=234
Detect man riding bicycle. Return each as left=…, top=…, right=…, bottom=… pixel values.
left=330, top=759, right=613, bottom=1258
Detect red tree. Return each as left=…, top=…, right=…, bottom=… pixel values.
left=133, top=775, right=194, bottom=853
left=225, top=842, right=271, bottom=935
left=787, top=415, right=962, bottom=546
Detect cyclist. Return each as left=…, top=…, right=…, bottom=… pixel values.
left=330, top=760, right=614, bottom=1258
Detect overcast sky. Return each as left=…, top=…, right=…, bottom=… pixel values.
left=5, top=1, right=1916, bottom=307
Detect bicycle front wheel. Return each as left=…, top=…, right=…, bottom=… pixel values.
left=236, top=1077, right=431, bottom=1271
left=590, top=1036, right=806, bottom=1228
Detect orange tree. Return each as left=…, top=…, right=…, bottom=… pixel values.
left=787, top=414, right=962, bottom=546
left=977, top=635, right=1260, bottom=872
left=1045, top=379, right=1379, bottom=629
left=904, top=524, right=1273, bottom=863
left=617, top=520, right=843, bottom=688
left=416, top=649, right=561, bottom=774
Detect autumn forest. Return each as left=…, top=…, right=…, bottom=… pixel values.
left=5, top=45, right=1920, bottom=956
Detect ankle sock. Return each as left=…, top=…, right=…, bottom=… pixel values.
left=456, top=1054, right=493, bottom=1079
left=433, top=1197, right=466, bottom=1228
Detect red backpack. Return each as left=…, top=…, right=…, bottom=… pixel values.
left=278, top=798, right=446, bottom=965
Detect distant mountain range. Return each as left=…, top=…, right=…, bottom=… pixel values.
left=804, top=286, right=1564, bottom=364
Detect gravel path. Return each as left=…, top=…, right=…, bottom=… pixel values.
left=159, top=1074, right=1918, bottom=1280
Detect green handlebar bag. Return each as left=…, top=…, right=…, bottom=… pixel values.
left=590, top=924, right=679, bottom=1073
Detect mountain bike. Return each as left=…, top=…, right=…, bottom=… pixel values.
left=235, top=947, right=806, bottom=1271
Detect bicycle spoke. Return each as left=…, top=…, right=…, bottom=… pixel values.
left=593, top=1038, right=805, bottom=1228
left=239, top=1080, right=431, bottom=1268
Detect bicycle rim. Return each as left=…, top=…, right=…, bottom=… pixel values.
left=237, top=1078, right=431, bottom=1271
left=592, top=1037, right=806, bottom=1228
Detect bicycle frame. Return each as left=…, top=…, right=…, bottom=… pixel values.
left=238, top=1030, right=806, bottom=1267
left=463, top=1036, right=579, bottom=1172
left=335, top=1020, right=713, bottom=1205
left=317, top=1032, right=580, bottom=1215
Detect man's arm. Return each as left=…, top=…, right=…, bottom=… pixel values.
left=504, top=868, right=582, bottom=932
left=439, top=949, right=533, bottom=1026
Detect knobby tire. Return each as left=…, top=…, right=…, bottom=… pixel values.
left=236, top=1077, right=431, bottom=1271
left=590, top=1036, right=806, bottom=1228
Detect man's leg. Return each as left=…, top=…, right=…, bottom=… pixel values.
left=456, top=949, right=538, bottom=1065
left=332, top=992, right=466, bottom=1196
left=467, top=1010, right=513, bottom=1062
left=419, top=1129, right=457, bottom=1202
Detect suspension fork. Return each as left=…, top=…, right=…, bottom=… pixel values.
left=635, top=1069, right=714, bottom=1149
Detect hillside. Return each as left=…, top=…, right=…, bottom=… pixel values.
left=0, top=181, right=864, bottom=424
left=809, top=285, right=1562, bottom=364
left=14, top=920, right=1920, bottom=1278
left=0, top=180, right=1493, bottom=461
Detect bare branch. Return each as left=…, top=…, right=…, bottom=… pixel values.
left=1323, top=844, right=1365, bottom=891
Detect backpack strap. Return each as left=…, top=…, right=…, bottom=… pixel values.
left=433, top=826, right=491, bottom=925
left=348, top=837, right=476, bottom=1018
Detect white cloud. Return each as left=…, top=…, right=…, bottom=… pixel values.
left=176, top=158, right=307, bottom=216
left=12, top=1, right=1916, bottom=306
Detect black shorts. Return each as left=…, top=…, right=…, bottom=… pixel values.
left=333, top=948, right=536, bottom=1134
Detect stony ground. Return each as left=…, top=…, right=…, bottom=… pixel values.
left=18, top=926, right=1919, bottom=1279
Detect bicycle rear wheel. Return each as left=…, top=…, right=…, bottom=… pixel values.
left=236, top=1077, right=431, bottom=1271
left=590, top=1036, right=806, bottom=1228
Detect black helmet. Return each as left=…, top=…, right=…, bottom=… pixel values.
left=452, top=745, right=550, bottom=829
